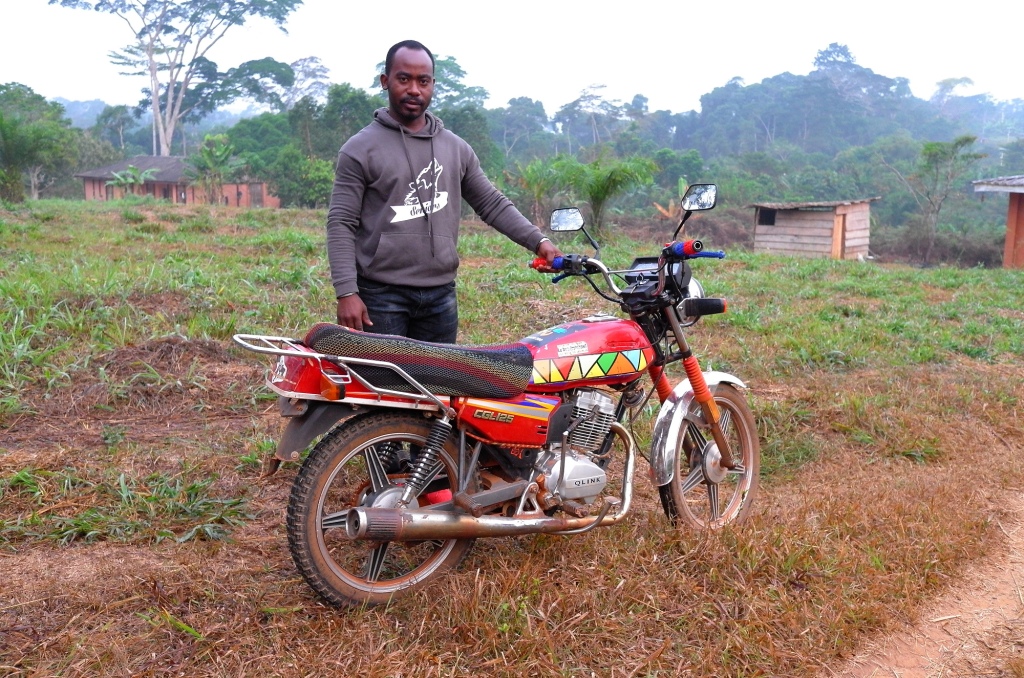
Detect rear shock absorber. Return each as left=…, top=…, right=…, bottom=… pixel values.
left=398, top=416, right=453, bottom=507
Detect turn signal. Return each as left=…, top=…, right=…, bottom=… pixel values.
left=319, top=373, right=342, bottom=400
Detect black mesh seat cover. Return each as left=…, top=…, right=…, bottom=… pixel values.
left=303, top=323, right=532, bottom=399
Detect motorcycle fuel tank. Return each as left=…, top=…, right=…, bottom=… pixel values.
left=520, top=314, right=656, bottom=392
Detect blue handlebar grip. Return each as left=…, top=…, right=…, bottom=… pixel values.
left=551, top=256, right=564, bottom=270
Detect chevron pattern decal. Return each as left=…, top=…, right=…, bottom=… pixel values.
left=531, top=349, right=650, bottom=384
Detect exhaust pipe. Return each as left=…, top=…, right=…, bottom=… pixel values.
left=345, top=423, right=636, bottom=542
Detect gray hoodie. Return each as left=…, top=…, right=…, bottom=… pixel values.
left=326, top=108, right=544, bottom=298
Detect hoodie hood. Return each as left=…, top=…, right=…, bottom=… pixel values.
left=373, top=107, right=444, bottom=137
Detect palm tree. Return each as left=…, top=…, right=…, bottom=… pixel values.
left=106, top=164, right=158, bottom=196
left=552, top=153, right=657, bottom=233
left=509, top=157, right=562, bottom=227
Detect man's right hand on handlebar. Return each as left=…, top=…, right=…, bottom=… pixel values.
left=336, top=294, right=373, bottom=331
left=532, top=239, right=565, bottom=273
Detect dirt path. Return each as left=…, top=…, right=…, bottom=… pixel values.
left=828, top=494, right=1024, bottom=677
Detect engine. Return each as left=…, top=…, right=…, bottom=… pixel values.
left=535, top=389, right=615, bottom=504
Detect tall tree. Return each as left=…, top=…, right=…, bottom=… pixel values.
left=271, top=56, right=331, bottom=110
left=882, top=135, right=985, bottom=264
left=486, top=97, right=549, bottom=160
left=52, top=0, right=301, bottom=156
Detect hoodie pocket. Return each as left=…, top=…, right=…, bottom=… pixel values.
left=370, top=232, right=458, bottom=283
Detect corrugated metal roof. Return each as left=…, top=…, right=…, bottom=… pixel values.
left=747, top=197, right=881, bottom=210
left=75, top=155, right=188, bottom=182
left=973, top=175, right=1024, bottom=192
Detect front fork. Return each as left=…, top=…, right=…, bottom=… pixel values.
left=653, top=310, right=737, bottom=470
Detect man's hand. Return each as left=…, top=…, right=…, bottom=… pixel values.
left=336, top=294, right=372, bottom=330
left=533, top=239, right=565, bottom=273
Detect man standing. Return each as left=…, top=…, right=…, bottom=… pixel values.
left=326, top=40, right=561, bottom=343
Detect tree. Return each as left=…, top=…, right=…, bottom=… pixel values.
left=435, top=103, right=503, bottom=179
left=551, top=153, right=656, bottom=232
left=0, top=83, right=77, bottom=199
left=486, top=97, right=549, bottom=159
left=507, top=157, right=562, bottom=227
left=882, top=135, right=985, bottom=264
left=999, top=138, right=1024, bottom=174
left=652, top=148, right=704, bottom=191
left=93, top=104, right=138, bottom=151
left=0, top=113, right=50, bottom=202
left=185, top=134, right=241, bottom=204
left=52, top=0, right=302, bottom=156
left=266, top=144, right=333, bottom=208
left=270, top=56, right=331, bottom=110
left=554, top=87, right=625, bottom=154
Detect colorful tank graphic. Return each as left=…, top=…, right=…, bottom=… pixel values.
left=519, top=315, right=656, bottom=392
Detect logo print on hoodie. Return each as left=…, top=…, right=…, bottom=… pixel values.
left=391, top=159, right=449, bottom=223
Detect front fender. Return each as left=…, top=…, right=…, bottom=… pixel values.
left=649, top=371, right=747, bottom=486
left=275, top=398, right=360, bottom=462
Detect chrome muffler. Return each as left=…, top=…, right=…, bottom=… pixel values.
left=344, top=423, right=636, bottom=541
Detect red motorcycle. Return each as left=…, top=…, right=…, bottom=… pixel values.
left=234, top=183, right=759, bottom=607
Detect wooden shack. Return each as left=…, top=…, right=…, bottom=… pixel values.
left=972, top=175, right=1024, bottom=269
left=750, top=198, right=878, bottom=260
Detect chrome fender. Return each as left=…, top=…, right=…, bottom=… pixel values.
left=649, top=371, right=747, bottom=486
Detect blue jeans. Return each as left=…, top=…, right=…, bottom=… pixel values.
left=357, top=276, right=459, bottom=343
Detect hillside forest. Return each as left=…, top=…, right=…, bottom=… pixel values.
left=3, top=42, right=1024, bottom=266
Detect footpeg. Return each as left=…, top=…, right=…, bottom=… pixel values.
left=453, top=490, right=487, bottom=517
left=561, top=500, right=591, bottom=518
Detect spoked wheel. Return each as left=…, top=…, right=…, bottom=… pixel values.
left=659, top=384, right=760, bottom=529
left=286, top=412, right=474, bottom=607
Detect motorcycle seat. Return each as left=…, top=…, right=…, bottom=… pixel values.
left=303, top=323, right=532, bottom=400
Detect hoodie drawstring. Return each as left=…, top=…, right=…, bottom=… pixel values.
left=398, top=127, right=437, bottom=258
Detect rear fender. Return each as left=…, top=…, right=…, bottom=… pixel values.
left=274, top=397, right=360, bottom=463
left=649, top=372, right=747, bottom=486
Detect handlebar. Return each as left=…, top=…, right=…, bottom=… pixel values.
left=529, top=240, right=726, bottom=296
left=664, top=240, right=726, bottom=260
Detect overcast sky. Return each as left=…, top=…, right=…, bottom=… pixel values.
left=5, top=0, right=1023, bottom=116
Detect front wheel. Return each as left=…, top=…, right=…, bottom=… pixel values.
left=659, top=384, right=759, bottom=529
left=286, top=412, right=474, bottom=607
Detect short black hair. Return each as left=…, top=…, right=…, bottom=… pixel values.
left=384, top=40, right=435, bottom=76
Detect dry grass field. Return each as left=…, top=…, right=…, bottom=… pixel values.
left=1, top=200, right=1022, bottom=676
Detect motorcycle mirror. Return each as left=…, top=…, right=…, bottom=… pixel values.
left=680, top=183, right=717, bottom=212
left=549, top=207, right=584, bottom=232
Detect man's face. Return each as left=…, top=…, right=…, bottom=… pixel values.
left=381, top=47, right=434, bottom=130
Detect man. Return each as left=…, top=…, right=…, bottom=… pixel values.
left=326, top=39, right=561, bottom=343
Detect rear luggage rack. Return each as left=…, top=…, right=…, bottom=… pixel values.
left=233, top=333, right=450, bottom=412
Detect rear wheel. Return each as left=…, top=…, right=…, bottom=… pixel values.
left=659, top=384, right=759, bottom=529
left=286, top=412, right=474, bottom=607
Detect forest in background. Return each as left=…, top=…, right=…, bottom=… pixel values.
left=3, top=42, right=1024, bottom=266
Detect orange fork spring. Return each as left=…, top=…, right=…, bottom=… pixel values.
left=682, top=355, right=712, bottom=403
left=649, top=365, right=674, bottom=403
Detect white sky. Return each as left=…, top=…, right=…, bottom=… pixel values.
left=4, top=0, right=1023, bottom=116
